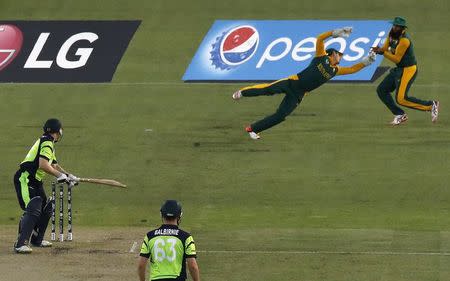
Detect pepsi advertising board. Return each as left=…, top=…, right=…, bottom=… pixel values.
left=0, top=21, right=140, bottom=82
left=183, top=20, right=391, bottom=82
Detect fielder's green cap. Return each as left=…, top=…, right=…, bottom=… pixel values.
left=390, top=16, right=407, bottom=27
left=326, top=48, right=343, bottom=56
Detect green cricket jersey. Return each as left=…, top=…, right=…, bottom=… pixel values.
left=140, top=224, right=197, bottom=281
left=296, top=55, right=338, bottom=92
left=388, top=33, right=416, bottom=67
left=20, top=134, right=57, bottom=182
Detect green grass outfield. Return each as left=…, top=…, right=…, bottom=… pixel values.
left=1, top=1, right=450, bottom=280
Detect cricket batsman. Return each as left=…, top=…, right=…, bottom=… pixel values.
left=372, top=16, right=439, bottom=125
left=13, top=118, right=79, bottom=253
left=232, top=27, right=376, bottom=140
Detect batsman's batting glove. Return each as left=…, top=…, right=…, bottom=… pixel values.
left=56, top=173, right=69, bottom=184
left=332, top=26, right=353, bottom=38
left=67, top=173, right=80, bottom=186
left=361, top=51, right=376, bottom=66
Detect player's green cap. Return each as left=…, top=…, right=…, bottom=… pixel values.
left=390, top=16, right=407, bottom=27
left=326, top=48, right=343, bottom=56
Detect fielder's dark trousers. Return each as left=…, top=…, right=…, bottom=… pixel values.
left=376, top=65, right=433, bottom=115
left=241, top=78, right=305, bottom=133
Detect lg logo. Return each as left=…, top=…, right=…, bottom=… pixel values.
left=0, top=25, right=98, bottom=70
left=0, top=25, right=23, bottom=71
left=0, top=21, right=140, bottom=83
left=24, top=32, right=98, bottom=69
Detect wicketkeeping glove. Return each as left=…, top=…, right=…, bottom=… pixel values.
left=361, top=51, right=377, bottom=66
left=332, top=26, right=353, bottom=38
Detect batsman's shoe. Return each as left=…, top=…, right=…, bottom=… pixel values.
left=232, top=90, right=242, bottom=100
left=31, top=240, right=53, bottom=247
left=390, top=114, right=408, bottom=125
left=14, top=244, right=33, bottom=254
left=431, top=100, right=439, bottom=123
left=246, top=126, right=260, bottom=140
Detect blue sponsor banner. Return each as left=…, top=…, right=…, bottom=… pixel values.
left=183, top=20, right=391, bottom=82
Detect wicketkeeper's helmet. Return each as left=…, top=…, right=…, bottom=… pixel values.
left=160, top=200, right=182, bottom=218
left=43, top=118, right=62, bottom=134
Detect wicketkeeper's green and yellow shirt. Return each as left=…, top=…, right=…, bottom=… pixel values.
left=140, top=224, right=197, bottom=281
left=19, top=134, right=57, bottom=182
left=294, top=31, right=365, bottom=92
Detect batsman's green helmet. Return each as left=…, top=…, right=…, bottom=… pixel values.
left=160, top=200, right=182, bottom=218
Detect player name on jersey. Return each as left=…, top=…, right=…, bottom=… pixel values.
left=154, top=228, right=180, bottom=236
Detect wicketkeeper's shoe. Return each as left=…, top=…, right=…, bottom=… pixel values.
left=390, top=114, right=408, bottom=125
left=232, top=90, right=242, bottom=100
left=31, top=240, right=53, bottom=247
left=14, top=244, right=33, bottom=254
left=431, top=100, right=439, bottom=123
left=246, top=126, right=260, bottom=140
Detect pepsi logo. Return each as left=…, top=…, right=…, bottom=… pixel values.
left=0, top=24, right=23, bottom=72
left=210, top=25, right=259, bottom=70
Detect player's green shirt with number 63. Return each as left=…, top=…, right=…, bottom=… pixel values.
left=140, top=224, right=197, bottom=281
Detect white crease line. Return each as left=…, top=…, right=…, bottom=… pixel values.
left=198, top=250, right=450, bottom=256
left=129, top=241, right=138, bottom=253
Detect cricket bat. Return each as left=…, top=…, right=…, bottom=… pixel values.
left=78, top=178, right=127, bottom=188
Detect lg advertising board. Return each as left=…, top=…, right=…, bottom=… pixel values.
left=183, top=20, right=391, bottom=82
left=0, top=21, right=140, bottom=82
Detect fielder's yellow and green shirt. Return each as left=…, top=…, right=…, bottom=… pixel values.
left=20, top=134, right=57, bottom=182
left=140, top=224, right=197, bottom=281
left=295, top=31, right=365, bottom=92
left=381, top=32, right=416, bottom=67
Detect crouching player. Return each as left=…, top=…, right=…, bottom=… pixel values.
left=13, top=118, right=78, bottom=253
left=372, top=17, right=439, bottom=125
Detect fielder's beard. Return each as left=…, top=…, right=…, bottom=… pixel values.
left=389, top=28, right=404, bottom=39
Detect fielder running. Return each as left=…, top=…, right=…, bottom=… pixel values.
left=232, top=27, right=376, bottom=140
left=138, top=200, right=200, bottom=281
left=372, top=16, right=439, bottom=125
left=13, top=118, right=79, bottom=253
